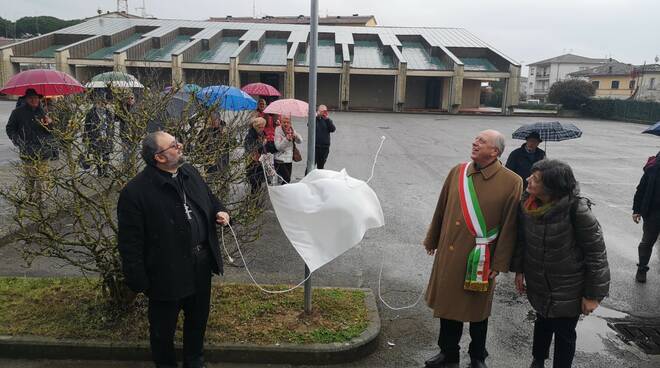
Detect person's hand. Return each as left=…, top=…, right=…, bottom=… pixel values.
left=488, top=270, right=499, bottom=280
left=216, top=211, right=230, bottom=225
left=581, top=298, right=600, bottom=315
left=425, top=245, right=435, bottom=256
left=515, top=273, right=526, bottom=294
left=41, top=115, right=52, bottom=126
left=633, top=213, right=641, bottom=224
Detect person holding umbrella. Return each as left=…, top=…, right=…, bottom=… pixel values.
left=505, top=131, right=546, bottom=189
left=6, top=88, right=59, bottom=201
left=84, top=92, right=115, bottom=177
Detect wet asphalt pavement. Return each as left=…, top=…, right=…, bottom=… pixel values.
left=1, top=101, right=659, bottom=367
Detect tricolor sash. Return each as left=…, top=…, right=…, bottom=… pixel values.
left=458, top=162, right=499, bottom=292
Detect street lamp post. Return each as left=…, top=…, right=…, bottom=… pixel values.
left=304, top=0, right=319, bottom=315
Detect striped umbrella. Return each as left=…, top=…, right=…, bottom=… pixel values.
left=85, top=71, right=143, bottom=89
left=0, top=69, right=85, bottom=96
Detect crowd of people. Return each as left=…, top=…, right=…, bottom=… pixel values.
left=6, top=87, right=660, bottom=368
left=5, top=89, right=337, bottom=199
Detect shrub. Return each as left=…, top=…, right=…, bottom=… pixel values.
left=547, top=79, right=596, bottom=109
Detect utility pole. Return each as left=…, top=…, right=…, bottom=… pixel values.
left=304, top=0, right=319, bottom=315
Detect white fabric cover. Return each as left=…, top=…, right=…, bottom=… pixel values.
left=267, top=168, right=385, bottom=273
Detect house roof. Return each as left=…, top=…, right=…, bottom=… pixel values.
left=568, top=61, right=635, bottom=77
left=209, top=15, right=377, bottom=26
left=528, top=53, right=611, bottom=66
left=634, top=64, right=660, bottom=73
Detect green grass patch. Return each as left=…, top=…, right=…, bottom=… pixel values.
left=0, top=277, right=368, bottom=345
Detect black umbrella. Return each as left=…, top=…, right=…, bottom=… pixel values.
left=147, top=91, right=203, bottom=132
left=642, top=121, right=660, bottom=136
left=512, top=121, right=582, bottom=151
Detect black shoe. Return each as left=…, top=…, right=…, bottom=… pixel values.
left=424, top=352, right=459, bottom=368
left=468, top=358, right=488, bottom=368
left=530, top=359, right=545, bottom=368
left=636, top=269, right=647, bottom=283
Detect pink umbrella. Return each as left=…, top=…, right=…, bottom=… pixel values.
left=263, top=98, right=309, bottom=117
left=0, top=69, right=85, bottom=96
left=241, top=82, right=281, bottom=97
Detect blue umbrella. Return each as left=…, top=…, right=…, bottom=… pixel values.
left=642, top=121, right=660, bottom=136
left=196, top=85, right=257, bottom=111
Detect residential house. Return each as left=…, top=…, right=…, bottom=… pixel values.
left=527, top=53, right=609, bottom=101
left=633, top=64, right=660, bottom=102
left=568, top=61, right=636, bottom=100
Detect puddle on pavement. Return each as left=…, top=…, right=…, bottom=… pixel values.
left=576, top=306, right=628, bottom=353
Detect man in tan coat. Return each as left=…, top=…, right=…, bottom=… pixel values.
left=423, top=130, right=522, bottom=368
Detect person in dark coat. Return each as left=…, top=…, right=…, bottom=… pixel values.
left=505, top=131, right=545, bottom=189
left=84, top=96, right=115, bottom=176
left=117, top=131, right=230, bottom=368
left=117, top=93, right=137, bottom=163
left=6, top=88, right=59, bottom=200
left=314, top=104, right=336, bottom=169
left=511, top=159, right=610, bottom=368
left=632, top=150, right=660, bottom=283
left=244, top=117, right=276, bottom=194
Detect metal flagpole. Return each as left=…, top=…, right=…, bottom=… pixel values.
left=304, top=0, right=319, bottom=314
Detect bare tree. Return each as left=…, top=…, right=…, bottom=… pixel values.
left=0, top=75, right=266, bottom=307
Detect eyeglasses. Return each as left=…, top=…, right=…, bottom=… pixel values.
left=156, top=140, right=181, bottom=155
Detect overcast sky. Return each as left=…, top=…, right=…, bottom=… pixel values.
left=6, top=0, right=659, bottom=76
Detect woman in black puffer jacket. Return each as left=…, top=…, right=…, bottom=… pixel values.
left=510, top=159, right=610, bottom=368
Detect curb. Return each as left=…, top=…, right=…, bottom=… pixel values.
left=0, top=288, right=381, bottom=365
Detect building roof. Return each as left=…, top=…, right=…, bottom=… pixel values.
left=209, top=14, right=377, bottom=26
left=568, top=61, right=634, bottom=77
left=528, top=53, right=611, bottom=66
left=634, top=64, right=660, bottom=73
left=0, top=17, right=520, bottom=70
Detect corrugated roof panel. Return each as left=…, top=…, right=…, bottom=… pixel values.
left=245, top=38, right=287, bottom=65
left=295, top=39, right=341, bottom=67
left=288, top=30, right=308, bottom=43
left=194, top=36, right=240, bottom=63
left=144, top=35, right=192, bottom=61
left=401, top=41, right=447, bottom=70
left=351, top=40, right=393, bottom=69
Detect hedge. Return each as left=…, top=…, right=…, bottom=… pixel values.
left=581, top=99, right=660, bottom=123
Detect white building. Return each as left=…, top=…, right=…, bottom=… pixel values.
left=527, top=53, right=609, bottom=101
left=634, top=64, right=660, bottom=102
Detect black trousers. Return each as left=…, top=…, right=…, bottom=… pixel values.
left=246, top=163, right=265, bottom=194
left=532, top=313, right=579, bottom=368
left=315, top=145, right=330, bottom=169
left=638, top=210, right=660, bottom=271
left=148, top=250, right=212, bottom=368
left=274, top=161, right=292, bottom=184
left=438, top=318, right=489, bottom=361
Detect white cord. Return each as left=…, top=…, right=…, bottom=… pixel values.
left=366, top=136, right=386, bottom=184
left=221, top=224, right=311, bottom=294
left=377, top=251, right=427, bottom=311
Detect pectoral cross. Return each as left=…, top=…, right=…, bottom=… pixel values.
left=184, top=202, right=193, bottom=220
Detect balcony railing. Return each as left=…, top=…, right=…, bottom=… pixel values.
left=534, top=88, right=548, bottom=94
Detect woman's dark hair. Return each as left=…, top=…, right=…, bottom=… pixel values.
left=531, top=159, right=579, bottom=200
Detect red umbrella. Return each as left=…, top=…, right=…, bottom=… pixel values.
left=0, top=69, right=85, bottom=96
left=263, top=98, right=309, bottom=117
left=241, top=82, right=281, bottom=97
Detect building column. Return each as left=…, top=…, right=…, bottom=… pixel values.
left=285, top=58, right=295, bottom=98
left=394, top=61, right=407, bottom=112
left=54, top=49, right=74, bottom=76
left=0, top=48, right=19, bottom=87
left=113, top=51, right=127, bottom=73
left=339, top=61, right=350, bottom=111
left=502, top=64, right=521, bottom=115
left=171, top=54, right=184, bottom=87
left=229, top=57, right=240, bottom=87
left=449, top=64, right=464, bottom=114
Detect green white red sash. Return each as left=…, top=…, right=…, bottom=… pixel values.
left=458, top=162, right=499, bottom=292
